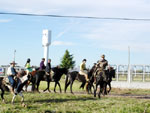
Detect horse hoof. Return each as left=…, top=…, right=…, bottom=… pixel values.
left=2, top=99, right=6, bottom=104
left=22, top=103, right=27, bottom=107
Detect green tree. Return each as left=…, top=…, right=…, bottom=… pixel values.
left=60, top=50, right=75, bottom=69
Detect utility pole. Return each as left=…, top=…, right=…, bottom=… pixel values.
left=14, top=49, right=16, bottom=62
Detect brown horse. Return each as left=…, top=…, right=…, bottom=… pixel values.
left=24, top=70, right=37, bottom=91
left=64, top=67, right=95, bottom=94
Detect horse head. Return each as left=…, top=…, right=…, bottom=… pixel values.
left=62, top=68, right=68, bottom=75
left=108, top=67, right=116, bottom=78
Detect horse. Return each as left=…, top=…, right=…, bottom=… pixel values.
left=94, top=67, right=116, bottom=98
left=0, top=72, right=31, bottom=104
left=105, top=67, right=116, bottom=93
left=64, top=67, right=95, bottom=94
left=34, top=67, right=68, bottom=93
left=24, top=69, right=37, bottom=92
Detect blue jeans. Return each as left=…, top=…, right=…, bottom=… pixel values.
left=8, top=75, right=16, bottom=88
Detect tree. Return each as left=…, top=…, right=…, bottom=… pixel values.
left=60, top=50, right=75, bottom=69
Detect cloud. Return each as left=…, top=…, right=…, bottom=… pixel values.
left=0, top=19, right=12, bottom=23
left=55, top=19, right=80, bottom=38
left=55, top=27, right=70, bottom=38
left=81, top=21, right=150, bottom=52
left=51, top=41, right=74, bottom=46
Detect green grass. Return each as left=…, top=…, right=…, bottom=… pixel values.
left=1, top=79, right=150, bottom=113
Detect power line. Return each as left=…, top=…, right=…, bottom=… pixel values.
left=0, top=12, right=150, bottom=21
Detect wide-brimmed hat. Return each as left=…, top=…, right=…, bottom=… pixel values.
left=10, top=61, right=16, bottom=65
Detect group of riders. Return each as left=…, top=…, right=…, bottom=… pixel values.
left=6, top=58, right=52, bottom=94
left=6, top=54, right=109, bottom=94
left=79, top=54, right=109, bottom=85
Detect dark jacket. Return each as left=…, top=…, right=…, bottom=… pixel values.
left=40, top=61, right=46, bottom=70
left=45, top=63, right=51, bottom=73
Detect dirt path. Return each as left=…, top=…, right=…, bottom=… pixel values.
left=37, top=89, right=150, bottom=100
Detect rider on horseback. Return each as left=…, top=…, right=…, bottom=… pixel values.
left=7, top=61, right=17, bottom=93
left=25, top=58, right=32, bottom=75
left=40, top=58, right=46, bottom=70
left=45, top=59, right=52, bottom=80
left=79, top=59, right=89, bottom=82
left=94, top=54, right=108, bottom=83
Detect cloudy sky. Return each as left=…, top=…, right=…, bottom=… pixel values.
left=0, top=0, right=150, bottom=67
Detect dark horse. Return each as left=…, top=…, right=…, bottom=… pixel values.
left=35, top=67, right=68, bottom=93
left=94, top=67, right=116, bottom=98
left=105, top=67, right=116, bottom=93
left=64, top=67, right=95, bottom=94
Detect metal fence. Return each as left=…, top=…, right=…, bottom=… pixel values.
left=1, top=65, right=150, bottom=82
left=0, top=66, right=24, bottom=77
left=111, top=65, right=150, bottom=82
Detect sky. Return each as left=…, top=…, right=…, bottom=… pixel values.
left=0, top=0, right=150, bottom=67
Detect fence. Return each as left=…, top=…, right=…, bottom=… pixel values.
left=0, top=66, right=24, bottom=77
left=111, top=65, right=150, bottom=82
left=1, top=65, right=150, bottom=82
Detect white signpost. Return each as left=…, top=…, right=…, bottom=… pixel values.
left=42, top=30, right=51, bottom=65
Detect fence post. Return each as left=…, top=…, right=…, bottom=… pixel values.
left=116, top=65, right=119, bottom=81
left=143, top=65, right=145, bottom=82
left=128, top=64, right=131, bottom=83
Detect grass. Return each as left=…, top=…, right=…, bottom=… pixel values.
left=1, top=79, right=150, bottom=113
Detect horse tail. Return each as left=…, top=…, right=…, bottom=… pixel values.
left=65, top=73, right=69, bottom=86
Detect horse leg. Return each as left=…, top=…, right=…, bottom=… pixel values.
left=36, top=81, right=40, bottom=93
left=18, top=92, right=24, bottom=103
left=64, top=81, right=70, bottom=93
left=94, top=84, right=98, bottom=97
left=98, top=87, right=101, bottom=99
left=47, top=81, right=51, bottom=92
left=31, top=83, right=35, bottom=92
left=54, top=82, right=56, bottom=93
left=88, top=83, right=92, bottom=94
left=11, top=94, right=17, bottom=104
left=108, top=82, right=111, bottom=93
left=25, top=81, right=30, bottom=92
left=104, top=82, right=107, bottom=95
left=57, top=82, right=62, bottom=93
left=70, top=81, right=74, bottom=94
left=91, top=84, right=95, bottom=94
left=43, top=81, right=50, bottom=92
left=64, top=75, right=69, bottom=93
left=0, top=88, right=5, bottom=103
left=80, top=82, right=85, bottom=89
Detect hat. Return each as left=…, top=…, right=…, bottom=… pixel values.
left=101, top=54, right=105, bottom=58
left=27, top=58, right=31, bottom=62
left=10, top=61, right=16, bottom=65
left=83, top=59, right=87, bottom=62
